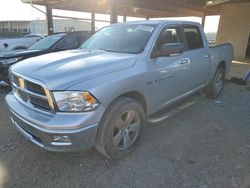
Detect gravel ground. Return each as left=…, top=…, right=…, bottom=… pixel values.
left=0, top=79, right=250, bottom=188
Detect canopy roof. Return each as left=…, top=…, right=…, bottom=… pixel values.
left=22, top=0, right=242, bottom=17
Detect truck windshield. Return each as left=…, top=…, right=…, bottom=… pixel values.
left=29, top=33, right=66, bottom=50
left=81, top=24, right=156, bottom=54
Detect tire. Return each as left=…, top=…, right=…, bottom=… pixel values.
left=95, top=97, right=145, bottom=159
left=205, top=66, right=225, bottom=98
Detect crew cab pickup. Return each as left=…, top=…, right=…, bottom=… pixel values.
left=5, top=21, right=233, bottom=159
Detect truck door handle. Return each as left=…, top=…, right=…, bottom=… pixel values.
left=203, top=54, right=210, bottom=58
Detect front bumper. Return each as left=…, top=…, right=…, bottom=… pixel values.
left=5, top=92, right=105, bottom=152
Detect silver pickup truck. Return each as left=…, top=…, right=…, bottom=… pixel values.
left=5, top=21, right=233, bottom=159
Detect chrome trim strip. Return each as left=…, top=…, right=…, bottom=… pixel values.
left=147, top=93, right=205, bottom=124
left=19, top=77, right=25, bottom=90
left=44, top=88, right=55, bottom=110
left=23, top=88, right=48, bottom=100
left=11, top=71, right=48, bottom=88
left=13, top=91, right=53, bottom=115
left=13, top=85, right=47, bottom=101
left=10, top=71, right=55, bottom=112
left=51, top=142, right=72, bottom=146
left=12, top=82, right=18, bottom=88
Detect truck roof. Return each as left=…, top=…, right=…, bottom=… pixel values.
left=113, top=20, right=201, bottom=26
left=52, top=31, right=93, bottom=36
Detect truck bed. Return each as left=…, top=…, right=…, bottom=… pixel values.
left=210, top=42, right=234, bottom=74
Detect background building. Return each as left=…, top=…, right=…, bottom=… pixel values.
left=19, top=0, right=250, bottom=60
left=216, top=2, right=250, bottom=59
left=0, top=19, right=92, bottom=37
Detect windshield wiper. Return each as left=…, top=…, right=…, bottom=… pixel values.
left=98, top=48, right=117, bottom=53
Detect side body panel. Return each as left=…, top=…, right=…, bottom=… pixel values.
left=209, top=43, right=234, bottom=82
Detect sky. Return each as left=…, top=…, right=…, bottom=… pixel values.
left=0, top=0, right=220, bottom=33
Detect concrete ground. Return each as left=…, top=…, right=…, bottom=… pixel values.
left=0, top=61, right=250, bottom=188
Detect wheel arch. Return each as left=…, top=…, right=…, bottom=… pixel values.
left=118, top=91, right=147, bottom=115
left=11, top=45, right=28, bottom=50
left=218, top=61, right=226, bottom=70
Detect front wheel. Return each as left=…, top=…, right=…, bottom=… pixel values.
left=205, top=66, right=225, bottom=98
left=95, top=97, right=145, bottom=159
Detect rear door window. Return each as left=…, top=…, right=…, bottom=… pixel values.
left=183, top=26, right=204, bottom=50
left=157, top=26, right=183, bottom=45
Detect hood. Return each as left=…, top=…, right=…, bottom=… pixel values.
left=0, top=49, right=42, bottom=60
left=11, top=49, right=137, bottom=90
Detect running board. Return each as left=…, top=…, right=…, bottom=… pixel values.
left=147, top=92, right=205, bottom=124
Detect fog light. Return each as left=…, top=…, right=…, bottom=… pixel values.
left=51, top=136, right=72, bottom=146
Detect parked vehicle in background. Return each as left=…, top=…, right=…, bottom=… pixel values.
left=208, top=40, right=216, bottom=46
left=0, top=31, right=92, bottom=84
left=0, top=34, right=46, bottom=52
left=23, top=34, right=47, bottom=38
left=5, top=21, right=233, bottom=159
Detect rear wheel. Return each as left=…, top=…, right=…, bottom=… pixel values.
left=95, top=97, right=145, bottom=159
left=205, top=66, right=225, bottom=98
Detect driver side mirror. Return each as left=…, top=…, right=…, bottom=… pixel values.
left=151, top=43, right=184, bottom=58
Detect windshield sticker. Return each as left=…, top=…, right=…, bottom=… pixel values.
left=135, top=25, right=154, bottom=32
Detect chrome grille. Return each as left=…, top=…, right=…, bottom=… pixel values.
left=25, top=80, right=46, bottom=95
left=11, top=73, right=54, bottom=112
left=18, top=90, right=29, bottom=102
left=29, top=95, right=50, bottom=110
left=12, top=74, right=20, bottom=87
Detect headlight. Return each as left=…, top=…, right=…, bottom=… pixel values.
left=0, top=57, right=20, bottom=65
left=53, top=91, right=100, bottom=112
